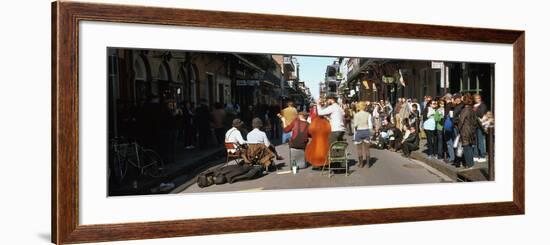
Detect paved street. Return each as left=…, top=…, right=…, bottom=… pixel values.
left=177, top=134, right=453, bottom=194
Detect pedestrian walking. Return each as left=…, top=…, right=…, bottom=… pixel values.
left=353, top=101, right=373, bottom=168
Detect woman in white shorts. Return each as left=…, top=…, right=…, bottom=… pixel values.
left=353, top=101, right=373, bottom=168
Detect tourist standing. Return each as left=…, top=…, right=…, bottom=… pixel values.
left=473, top=94, right=488, bottom=162
left=458, top=94, right=479, bottom=168
left=436, top=98, right=446, bottom=159
left=422, top=99, right=438, bottom=158
left=441, top=94, right=455, bottom=163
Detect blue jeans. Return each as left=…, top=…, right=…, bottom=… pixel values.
left=282, top=131, right=292, bottom=144
left=425, top=129, right=436, bottom=156
left=445, top=130, right=455, bottom=161
left=463, top=144, right=475, bottom=167
left=473, top=128, right=487, bottom=158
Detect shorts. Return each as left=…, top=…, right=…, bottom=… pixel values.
left=354, top=129, right=371, bottom=144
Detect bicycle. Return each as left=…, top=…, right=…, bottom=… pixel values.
left=109, top=137, right=165, bottom=184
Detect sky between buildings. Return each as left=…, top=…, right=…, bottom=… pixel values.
left=295, top=56, right=337, bottom=100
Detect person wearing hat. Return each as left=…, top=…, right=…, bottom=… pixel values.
left=317, top=95, right=346, bottom=144
left=247, top=117, right=284, bottom=160
left=225, top=118, right=246, bottom=147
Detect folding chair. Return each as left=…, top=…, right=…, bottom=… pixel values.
left=321, top=141, right=349, bottom=178
left=224, top=142, right=242, bottom=166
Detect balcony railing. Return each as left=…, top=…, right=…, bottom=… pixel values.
left=283, top=56, right=296, bottom=72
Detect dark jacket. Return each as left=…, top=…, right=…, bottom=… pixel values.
left=473, top=102, right=488, bottom=118
left=452, top=102, right=465, bottom=125
left=404, top=131, right=420, bottom=147
left=458, top=105, right=479, bottom=145
left=408, top=110, right=420, bottom=130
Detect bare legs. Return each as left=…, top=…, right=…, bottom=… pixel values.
left=356, top=142, right=370, bottom=168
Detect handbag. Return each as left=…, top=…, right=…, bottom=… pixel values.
left=456, top=144, right=464, bottom=158
left=453, top=135, right=461, bottom=149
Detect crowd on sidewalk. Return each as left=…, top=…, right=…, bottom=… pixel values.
left=343, top=93, right=494, bottom=169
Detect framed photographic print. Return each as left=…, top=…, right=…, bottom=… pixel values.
left=52, top=1, right=525, bottom=244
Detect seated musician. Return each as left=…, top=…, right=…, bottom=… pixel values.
left=280, top=111, right=310, bottom=169
left=246, top=118, right=283, bottom=160
left=225, top=118, right=247, bottom=153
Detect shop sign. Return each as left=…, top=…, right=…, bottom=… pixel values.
left=236, top=80, right=260, bottom=86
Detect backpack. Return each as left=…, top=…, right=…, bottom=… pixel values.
left=443, top=115, right=453, bottom=132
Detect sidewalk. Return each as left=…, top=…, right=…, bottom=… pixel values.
left=109, top=144, right=225, bottom=196
left=409, top=139, right=490, bottom=181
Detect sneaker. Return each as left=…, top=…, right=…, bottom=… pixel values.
left=478, top=157, right=487, bottom=162
left=473, top=157, right=480, bottom=162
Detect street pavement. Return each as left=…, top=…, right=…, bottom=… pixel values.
left=177, top=134, right=453, bottom=194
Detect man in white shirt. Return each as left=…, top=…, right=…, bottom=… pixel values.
left=247, top=117, right=283, bottom=160
left=225, top=119, right=246, bottom=153
left=317, top=96, right=346, bottom=144
left=247, top=118, right=271, bottom=147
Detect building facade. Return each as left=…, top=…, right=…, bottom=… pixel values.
left=107, top=48, right=290, bottom=138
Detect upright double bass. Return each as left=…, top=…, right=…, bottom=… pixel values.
left=305, top=116, right=331, bottom=167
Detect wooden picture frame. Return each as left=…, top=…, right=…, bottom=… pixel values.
left=52, top=1, right=525, bottom=244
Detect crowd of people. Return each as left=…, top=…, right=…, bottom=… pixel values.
left=118, top=94, right=309, bottom=164
left=118, top=90, right=493, bottom=172
left=343, top=93, right=494, bottom=169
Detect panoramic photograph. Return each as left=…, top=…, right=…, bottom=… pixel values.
left=107, top=48, right=495, bottom=196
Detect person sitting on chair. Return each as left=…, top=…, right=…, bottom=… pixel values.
left=401, top=126, right=420, bottom=158
left=225, top=118, right=247, bottom=152
left=247, top=117, right=283, bottom=160
left=280, top=111, right=310, bottom=169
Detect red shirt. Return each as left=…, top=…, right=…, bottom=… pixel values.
left=283, top=119, right=309, bottom=149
